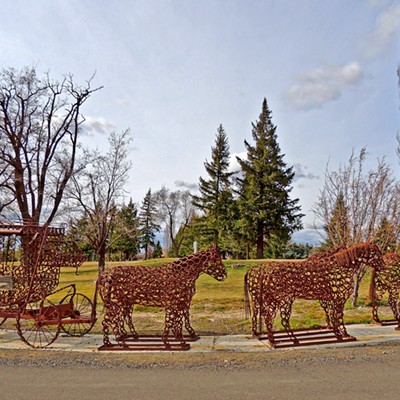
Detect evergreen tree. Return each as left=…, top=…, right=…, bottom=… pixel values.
left=237, top=98, right=303, bottom=259
left=374, top=217, right=398, bottom=253
left=170, top=213, right=207, bottom=256
left=138, top=189, right=160, bottom=260
left=113, top=199, right=140, bottom=260
left=153, top=241, right=163, bottom=258
left=323, top=192, right=350, bottom=248
left=192, top=124, right=235, bottom=251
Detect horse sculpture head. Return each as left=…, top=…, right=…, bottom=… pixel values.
left=334, top=242, right=385, bottom=272
left=201, top=245, right=227, bottom=281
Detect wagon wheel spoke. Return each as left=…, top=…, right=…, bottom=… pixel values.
left=59, top=293, right=96, bottom=336
left=16, top=299, right=61, bottom=348
left=0, top=318, right=8, bottom=327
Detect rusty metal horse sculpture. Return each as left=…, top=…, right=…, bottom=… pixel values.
left=244, top=245, right=346, bottom=337
left=371, top=252, right=400, bottom=329
left=245, top=243, right=384, bottom=346
left=98, top=246, right=227, bottom=348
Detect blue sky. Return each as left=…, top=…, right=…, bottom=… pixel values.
left=1, top=0, right=399, bottom=244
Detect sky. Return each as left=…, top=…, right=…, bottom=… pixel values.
left=1, top=0, right=399, bottom=244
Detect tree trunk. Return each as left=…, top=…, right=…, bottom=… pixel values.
left=352, top=268, right=367, bottom=307
left=98, top=246, right=106, bottom=275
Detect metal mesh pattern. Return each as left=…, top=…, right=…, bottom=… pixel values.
left=372, top=252, right=400, bottom=328
left=98, top=246, right=227, bottom=347
left=245, top=243, right=384, bottom=345
left=244, top=245, right=347, bottom=336
left=0, top=224, right=85, bottom=308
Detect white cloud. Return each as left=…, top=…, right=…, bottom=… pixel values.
left=285, top=61, right=364, bottom=111
left=292, top=228, right=323, bottom=245
left=81, top=116, right=116, bottom=136
left=293, top=163, right=319, bottom=181
left=174, top=180, right=198, bottom=190
left=360, top=2, right=400, bottom=59
left=229, top=152, right=247, bottom=173
left=118, top=98, right=130, bottom=105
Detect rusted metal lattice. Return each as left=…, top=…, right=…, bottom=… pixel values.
left=244, top=245, right=346, bottom=338
left=372, top=252, right=400, bottom=329
left=98, top=245, right=227, bottom=351
left=0, top=224, right=67, bottom=307
left=0, top=224, right=94, bottom=348
left=245, top=243, right=384, bottom=348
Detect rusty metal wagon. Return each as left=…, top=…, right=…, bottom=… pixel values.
left=0, top=223, right=97, bottom=348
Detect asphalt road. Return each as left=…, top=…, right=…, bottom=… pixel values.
left=1, top=349, right=400, bottom=400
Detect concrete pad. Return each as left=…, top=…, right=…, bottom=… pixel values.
left=0, top=323, right=399, bottom=352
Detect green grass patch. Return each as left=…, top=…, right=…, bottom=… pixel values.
left=20, top=258, right=394, bottom=336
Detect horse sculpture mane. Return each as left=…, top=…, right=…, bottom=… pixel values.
left=333, top=244, right=359, bottom=268
left=333, top=242, right=373, bottom=268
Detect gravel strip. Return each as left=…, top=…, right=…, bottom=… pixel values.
left=0, top=343, right=399, bottom=371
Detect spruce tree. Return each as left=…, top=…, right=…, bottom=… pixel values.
left=323, top=193, right=350, bottom=248
left=138, top=189, right=160, bottom=260
left=192, top=124, right=235, bottom=251
left=237, top=98, right=303, bottom=259
left=114, top=199, right=140, bottom=260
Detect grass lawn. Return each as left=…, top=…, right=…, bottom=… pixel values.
left=33, top=257, right=395, bottom=337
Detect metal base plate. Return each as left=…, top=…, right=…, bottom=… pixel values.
left=260, top=327, right=357, bottom=348
left=376, top=319, right=399, bottom=326
left=98, top=334, right=198, bottom=351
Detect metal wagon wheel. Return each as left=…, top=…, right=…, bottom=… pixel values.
left=59, top=293, right=96, bottom=336
left=16, top=299, right=61, bottom=348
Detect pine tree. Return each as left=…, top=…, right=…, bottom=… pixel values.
left=192, top=124, right=235, bottom=251
left=114, top=199, right=140, bottom=261
left=323, top=192, right=350, bottom=248
left=374, top=217, right=397, bottom=253
left=152, top=241, right=163, bottom=258
left=237, top=98, right=303, bottom=259
left=138, top=189, right=160, bottom=260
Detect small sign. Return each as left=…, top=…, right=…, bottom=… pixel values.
left=0, top=276, right=13, bottom=290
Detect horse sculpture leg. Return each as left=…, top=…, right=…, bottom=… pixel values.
left=163, top=308, right=186, bottom=348
left=251, top=303, right=261, bottom=337
left=123, top=305, right=139, bottom=340
left=101, top=308, right=113, bottom=346
left=371, top=287, right=384, bottom=324
left=261, top=300, right=278, bottom=345
left=172, top=309, right=186, bottom=345
left=183, top=308, right=197, bottom=338
left=330, top=300, right=350, bottom=339
left=279, top=299, right=298, bottom=344
left=319, top=300, right=333, bottom=329
left=102, top=302, right=128, bottom=346
left=387, top=289, right=400, bottom=330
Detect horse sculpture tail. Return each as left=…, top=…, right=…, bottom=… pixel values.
left=96, top=270, right=113, bottom=312
left=244, top=270, right=252, bottom=319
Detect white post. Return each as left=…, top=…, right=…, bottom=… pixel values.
left=193, top=241, right=198, bottom=253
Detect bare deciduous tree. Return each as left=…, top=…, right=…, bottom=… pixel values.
left=154, top=187, right=195, bottom=256
left=313, top=148, right=400, bottom=305
left=0, top=67, right=101, bottom=225
left=70, top=129, right=132, bottom=273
